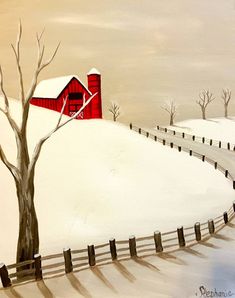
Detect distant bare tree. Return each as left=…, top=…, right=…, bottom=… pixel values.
left=109, top=102, right=120, bottom=121
left=161, top=101, right=177, bottom=126
left=221, top=89, right=231, bottom=118
left=196, top=90, right=215, bottom=120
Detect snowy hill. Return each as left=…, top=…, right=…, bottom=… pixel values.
left=171, top=117, right=235, bottom=143
left=0, top=100, right=234, bottom=264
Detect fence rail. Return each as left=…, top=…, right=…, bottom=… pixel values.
left=1, top=123, right=235, bottom=288
left=155, top=124, right=235, bottom=151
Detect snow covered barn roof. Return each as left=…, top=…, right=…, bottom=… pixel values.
left=33, top=75, right=92, bottom=99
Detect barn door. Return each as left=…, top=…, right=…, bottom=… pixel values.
left=68, top=92, right=84, bottom=118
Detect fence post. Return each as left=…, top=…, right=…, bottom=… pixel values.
left=219, top=141, right=221, bottom=148
left=233, top=201, right=235, bottom=212
left=233, top=145, right=235, bottom=151
left=202, top=137, right=205, bottom=143
left=223, top=212, right=228, bottom=224
left=0, top=263, right=11, bottom=288
left=214, top=162, right=217, bottom=170
left=146, top=132, right=149, bottom=138
left=163, top=139, right=166, bottom=145
left=88, top=245, right=96, bottom=266
left=154, top=231, right=163, bottom=252
left=227, top=143, right=230, bottom=150
left=138, top=128, right=141, bottom=134
left=189, top=150, right=192, bottom=156
left=178, top=146, right=181, bottom=152
left=130, top=123, right=132, bottom=130
left=170, top=142, right=173, bottom=148
left=225, top=170, right=228, bottom=178
left=63, top=247, right=73, bottom=274
left=177, top=227, right=185, bottom=247
left=194, top=222, right=201, bottom=241
left=202, top=155, right=205, bottom=162
left=208, top=219, right=215, bottom=234
left=210, top=139, right=212, bottom=146
left=34, top=254, right=42, bottom=281
left=182, top=132, right=185, bottom=138
left=157, top=125, right=159, bottom=130
left=109, top=238, right=117, bottom=261
left=165, top=128, right=167, bottom=133
left=129, top=236, right=137, bottom=257
left=154, top=136, right=157, bottom=141
left=192, top=135, right=195, bottom=141
left=173, top=131, right=176, bottom=135
left=233, top=181, right=235, bottom=190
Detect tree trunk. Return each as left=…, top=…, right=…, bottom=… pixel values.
left=202, top=108, right=206, bottom=120
left=17, top=205, right=39, bottom=264
left=170, top=115, right=174, bottom=126
left=225, top=105, right=228, bottom=118
left=16, top=134, right=39, bottom=270
left=16, top=183, right=39, bottom=270
left=113, top=114, right=116, bottom=121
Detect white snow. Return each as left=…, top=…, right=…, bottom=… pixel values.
left=169, top=117, right=235, bottom=144
left=1, top=219, right=235, bottom=297
left=33, top=75, right=91, bottom=98
left=87, top=68, right=101, bottom=75
left=0, top=100, right=234, bottom=265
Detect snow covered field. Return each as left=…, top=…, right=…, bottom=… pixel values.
left=171, top=117, right=235, bottom=143
left=0, top=100, right=234, bottom=265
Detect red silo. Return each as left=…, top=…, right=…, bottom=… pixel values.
left=87, top=68, right=102, bottom=119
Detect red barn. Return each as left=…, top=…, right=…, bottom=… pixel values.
left=30, top=68, right=102, bottom=119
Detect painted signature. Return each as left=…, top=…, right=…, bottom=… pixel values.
left=195, top=286, right=235, bottom=297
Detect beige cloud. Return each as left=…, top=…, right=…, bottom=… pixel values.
left=50, top=15, right=125, bottom=30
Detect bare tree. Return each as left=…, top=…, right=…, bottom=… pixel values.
left=0, top=23, right=96, bottom=267
left=221, top=88, right=231, bottom=118
left=109, top=102, right=120, bottom=121
left=196, top=90, right=215, bottom=120
left=161, top=101, right=177, bottom=126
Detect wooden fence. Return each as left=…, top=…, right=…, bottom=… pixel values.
left=155, top=124, right=235, bottom=151
left=1, top=123, right=235, bottom=288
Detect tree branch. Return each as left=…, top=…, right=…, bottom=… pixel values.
left=24, top=42, right=60, bottom=106
left=222, top=89, right=231, bottom=105
left=0, top=65, right=10, bottom=111
left=36, top=30, right=45, bottom=69
left=21, top=37, right=60, bottom=137
left=11, top=21, right=25, bottom=106
left=161, top=106, right=171, bottom=114
left=0, top=145, right=20, bottom=181
left=197, top=90, right=214, bottom=109
left=55, top=95, right=68, bottom=128
left=0, top=65, right=21, bottom=136
left=28, top=92, right=97, bottom=178
left=38, top=42, right=60, bottom=73
left=109, top=102, right=120, bottom=120
left=161, top=101, right=177, bottom=115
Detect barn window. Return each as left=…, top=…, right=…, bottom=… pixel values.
left=69, top=92, right=83, bottom=100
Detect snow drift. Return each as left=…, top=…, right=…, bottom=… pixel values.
left=171, top=117, right=235, bottom=143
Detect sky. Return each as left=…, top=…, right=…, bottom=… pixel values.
left=0, top=0, right=235, bottom=126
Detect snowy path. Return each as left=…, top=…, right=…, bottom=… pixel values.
left=140, top=126, right=235, bottom=179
